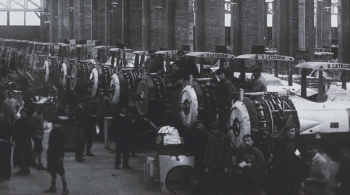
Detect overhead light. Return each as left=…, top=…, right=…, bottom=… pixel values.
left=324, top=7, right=331, bottom=11
left=44, top=21, right=50, bottom=24
left=153, top=5, right=163, bottom=9
left=69, top=7, right=75, bottom=11
left=111, top=2, right=119, bottom=7
left=230, top=2, right=237, bottom=6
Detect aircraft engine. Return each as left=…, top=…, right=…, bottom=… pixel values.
left=178, top=79, right=218, bottom=129
left=227, top=93, right=299, bottom=157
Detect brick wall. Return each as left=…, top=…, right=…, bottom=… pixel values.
left=288, top=0, right=298, bottom=57
left=84, top=0, right=92, bottom=40
left=241, top=0, right=265, bottom=54
left=175, top=0, right=194, bottom=51
left=129, top=0, right=142, bottom=50
left=96, top=0, right=107, bottom=45
left=203, top=0, right=225, bottom=52
left=149, top=0, right=165, bottom=50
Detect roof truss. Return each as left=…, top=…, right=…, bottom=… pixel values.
left=0, top=0, right=44, bottom=12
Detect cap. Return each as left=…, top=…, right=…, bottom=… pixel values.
left=97, top=88, right=104, bottom=92
left=284, top=124, right=297, bottom=131
left=177, top=50, right=185, bottom=55
left=305, top=140, right=318, bottom=149
left=194, top=120, right=204, bottom=125
left=249, top=66, right=262, bottom=73
left=51, top=116, right=61, bottom=124
left=210, top=122, right=220, bottom=130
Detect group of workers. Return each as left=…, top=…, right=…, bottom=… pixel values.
left=0, top=48, right=273, bottom=195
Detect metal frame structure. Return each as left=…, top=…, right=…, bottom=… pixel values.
left=0, top=0, right=44, bottom=12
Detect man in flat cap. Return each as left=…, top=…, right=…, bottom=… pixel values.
left=239, top=63, right=267, bottom=93
left=190, top=120, right=210, bottom=193
left=205, top=122, right=231, bottom=194
left=142, top=49, right=163, bottom=73
left=96, top=88, right=111, bottom=142
left=302, top=141, right=331, bottom=195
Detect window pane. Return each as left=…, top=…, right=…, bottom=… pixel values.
left=26, top=12, right=40, bottom=26
left=0, top=11, right=7, bottom=25
left=9, top=12, right=24, bottom=25
left=331, top=15, right=338, bottom=27
left=267, top=14, right=273, bottom=27
left=11, top=0, right=23, bottom=9
left=28, top=0, right=41, bottom=9
left=225, top=14, right=230, bottom=27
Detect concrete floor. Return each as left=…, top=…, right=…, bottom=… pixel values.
left=0, top=129, right=164, bottom=195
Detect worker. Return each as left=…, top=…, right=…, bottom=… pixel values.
left=142, top=49, right=162, bottom=73
left=215, top=68, right=236, bottom=133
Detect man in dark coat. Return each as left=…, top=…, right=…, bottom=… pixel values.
left=31, top=104, right=46, bottom=170
left=173, top=50, right=200, bottom=80
left=109, top=105, right=133, bottom=169
left=205, top=122, right=231, bottom=194
left=273, top=124, right=303, bottom=194
left=237, top=134, right=266, bottom=195
left=191, top=120, right=210, bottom=193
left=71, top=99, right=88, bottom=162
left=0, top=113, right=12, bottom=181
left=13, top=108, right=33, bottom=176
left=96, top=88, right=111, bottom=142
left=215, top=68, right=235, bottom=133
left=44, top=117, right=69, bottom=195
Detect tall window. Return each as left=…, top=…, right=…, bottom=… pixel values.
left=9, top=12, right=24, bottom=25
left=0, top=11, right=7, bottom=25
left=26, top=12, right=40, bottom=26
left=1, top=11, right=40, bottom=26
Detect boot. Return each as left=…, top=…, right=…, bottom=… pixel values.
left=31, top=162, right=38, bottom=168
left=86, top=151, right=94, bottom=156
left=62, top=182, right=69, bottom=195
left=44, top=181, right=56, bottom=193
left=22, top=167, right=30, bottom=176
left=37, top=163, right=47, bottom=170
left=15, top=168, right=25, bottom=176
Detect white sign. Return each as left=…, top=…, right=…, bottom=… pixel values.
left=257, top=54, right=294, bottom=61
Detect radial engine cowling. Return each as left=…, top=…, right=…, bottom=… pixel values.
left=227, top=93, right=299, bottom=156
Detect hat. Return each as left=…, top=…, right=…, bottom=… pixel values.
left=51, top=116, right=61, bottom=124
left=194, top=120, right=204, bottom=125
left=97, top=88, right=104, bottom=92
left=249, top=66, right=262, bottom=73
left=305, top=140, right=318, bottom=149
left=210, top=122, right=220, bottom=130
left=149, top=49, right=156, bottom=53
left=177, top=50, right=185, bottom=55
left=284, top=124, right=297, bottom=131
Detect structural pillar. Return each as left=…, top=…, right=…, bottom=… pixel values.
left=142, top=0, right=150, bottom=51
left=316, top=0, right=332, bottom=48
left=194, top=0, right=204, bottom=51
left=49, top=0, right=58, bottom=43
left=123, top=0, right=130, bottom=47
left=232, top=0, right=241, bottom=56
left=306, top=0, right=315, bottom=61
left=298, top=0, right=306, bottom=51
left=276, top=0, right=289, bottom=56
left=339, top=0, right=350, bottom=63
left=165, top=0, right=175, bottom=49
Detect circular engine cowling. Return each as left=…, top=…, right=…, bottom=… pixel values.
left=178, top=82, right=217, bottom=129
left=69, top=61, right=95, bottom=94
left=109, top=72, right=126, bottom=106
left=135, top=74, right=167, bottom=116
left=227, top=93, right=298, bottom=154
